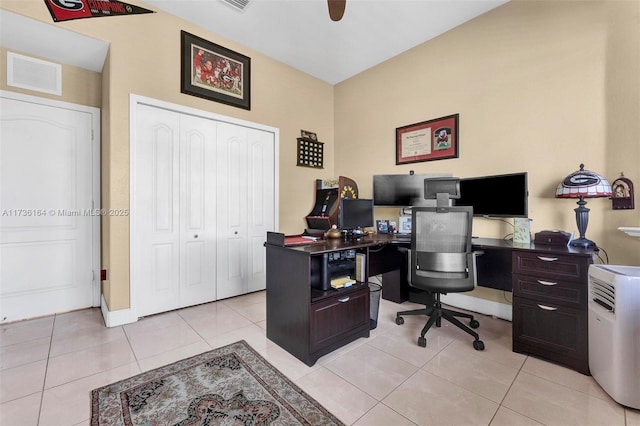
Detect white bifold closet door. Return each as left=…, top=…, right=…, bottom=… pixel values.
left=133, top=105, right=217, bottom=317
left=216, top=122, right=275, bottom=299
left=132, top=103, right=275, bottom=318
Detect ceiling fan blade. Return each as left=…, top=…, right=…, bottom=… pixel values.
left=328, top=0, right=346, bottom=21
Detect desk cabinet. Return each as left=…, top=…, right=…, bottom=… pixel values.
left=310, top=287, right=369, bottom=353
left=265, top=241, right=371, bottom=366
left=512, top=249, right=592, bottom=375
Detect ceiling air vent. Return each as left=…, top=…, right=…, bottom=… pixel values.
left=220, top=0, right=251, bottom=12
left=6, top=52, right=62, bottom=96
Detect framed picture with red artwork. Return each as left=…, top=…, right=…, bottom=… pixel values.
left=181, top=30, right=250, bottom=110
left=396, top=114, right=459, bottom=165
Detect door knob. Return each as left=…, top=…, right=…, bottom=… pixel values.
left=194, top=234, right=198, bottom=238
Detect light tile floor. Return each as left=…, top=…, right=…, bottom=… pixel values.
left=1, top=290, right=639, bottom=425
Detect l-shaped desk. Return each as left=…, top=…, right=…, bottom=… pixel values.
left=265, top=234, right=594, bottom=374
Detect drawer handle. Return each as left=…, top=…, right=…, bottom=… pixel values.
left=537, top=256, right=558, bottom=262
left=537, top=280, right=557, bottom=286
left=537, top=304, right=558, bottom=311
left=338, top=297, right=350, bottom=303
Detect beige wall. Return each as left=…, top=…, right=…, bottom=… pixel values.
left=335, top=0, right=639, bottom=256
left=0, top=47, right=102, bottom=107
left=2, top=0, right=639, bottom=312
left=334, top=0, right=640, bottom=304
left=1, top=0, right=336, bottom=311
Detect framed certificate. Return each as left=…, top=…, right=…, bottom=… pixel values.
left=396, top=114, right=459, bottom=165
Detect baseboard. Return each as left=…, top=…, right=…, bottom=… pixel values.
left=440, top=293, right=512, bottom=321
left=100, top=295, right=138, bottom=327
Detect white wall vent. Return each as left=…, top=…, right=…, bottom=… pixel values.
left=6, top=52, right=62, bottom=96
left=220, top=0, right=251, bottom=12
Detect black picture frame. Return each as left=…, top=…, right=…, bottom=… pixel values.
left=376, top=220, right=389, bottom=234
left=180, top=30, right=251, bottom=110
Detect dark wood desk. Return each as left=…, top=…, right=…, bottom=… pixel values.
left=367, top=236, right=516, bottom=303
left=366, top=235, right=595, bottom=374
left=265, top=238, right=380, bottom=366
left=265, top=234, right=594, bottom=374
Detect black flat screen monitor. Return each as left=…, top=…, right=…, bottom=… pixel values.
left=456, top=172, right=528, bottom=218
left=339, top=198, right=374, bottom=230
left=373, top=174, right=448, bottom=206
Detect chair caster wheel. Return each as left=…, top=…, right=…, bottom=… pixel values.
left=395, top=316, right=404, bottom=325
left=418, top=336, right=426, bottom=347
left=470, top=319, right=480, bottom=329
left=473, top=340, right=485, bottom=351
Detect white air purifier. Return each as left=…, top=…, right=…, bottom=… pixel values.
left=588, top=264, right=640, bottom=409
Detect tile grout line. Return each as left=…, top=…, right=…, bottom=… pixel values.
left=489, top=354, right=541, bottom=426
left=36, top=314, right=56, bottom=426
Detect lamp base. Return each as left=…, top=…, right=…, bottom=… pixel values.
left=569, top=237, right=598, bottom=250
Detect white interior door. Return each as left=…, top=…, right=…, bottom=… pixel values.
left=131, top=95, right=278, bottom=317
left=216, top=122, right=248, bottom=299
left=178, top=114, right=217, bottom=307
left=132, top=105, right=181, bottom=317
left=246, top=128, right=275, bottom=293
left=132, top=105, right=217, bottom=317
left=216, top=123, right=275, bottom=299
left=0, top=93, right=100, bottom=322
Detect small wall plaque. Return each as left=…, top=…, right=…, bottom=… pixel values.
left=296, top=137, right=323, bottom=169
left=611, top=176, right=634, bottom=210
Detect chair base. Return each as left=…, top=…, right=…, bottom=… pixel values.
left=396, top=293, right=484, bottom=350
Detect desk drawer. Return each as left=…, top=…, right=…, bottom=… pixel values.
left=309, top=286, right=369, bottom=352
left=512, top=273, right=585, bottom=308
left=512, top=296, right=588, bottom=373
left=513, top=252, right=590, bottom=282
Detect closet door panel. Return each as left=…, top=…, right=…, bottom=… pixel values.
left=216, top=122, right=248, bottom=299
left=247, top=129, right=275, bottom=292
left=133, top=106, right=181, bottom=317
left=179, top=115, right=217, bottom=306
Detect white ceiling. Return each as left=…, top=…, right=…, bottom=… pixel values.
left=145, top=0, right=509, bottom=84
left=0, top=1, right=508, bottom=83
left=0, top=9, right=109, bottom=73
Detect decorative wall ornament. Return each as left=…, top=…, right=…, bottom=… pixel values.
left=611, top=173, right=635, bottom=210
left=296, top=137, right=324, bottom=169
left=45, top=0, right=154, bottom=22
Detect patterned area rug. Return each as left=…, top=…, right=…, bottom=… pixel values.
left=91, top=340, right=343, bottom=425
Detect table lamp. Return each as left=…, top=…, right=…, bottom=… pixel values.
left=555, top=163, right=612, bottom=249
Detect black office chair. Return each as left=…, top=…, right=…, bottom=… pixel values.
left=395, top=178, right=484, bottom=350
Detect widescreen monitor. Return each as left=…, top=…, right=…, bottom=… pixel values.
left=373, top=174, right=451, bottom=207
left=456, top=172, right=528, bottom=218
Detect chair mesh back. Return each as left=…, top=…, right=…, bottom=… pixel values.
left=414, top=210, right=470, bottom=254
left=411, top=207, right=474, bottom=285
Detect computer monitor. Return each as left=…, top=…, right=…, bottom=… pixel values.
left=339, top=198, right=374, bottom=231
left=456, top=172, right=528, bottom=218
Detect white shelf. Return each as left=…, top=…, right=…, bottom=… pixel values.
left=618, top=227, right=640, bottom=238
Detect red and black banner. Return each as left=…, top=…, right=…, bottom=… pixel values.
left=45, top=0, right=154, bottom=22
